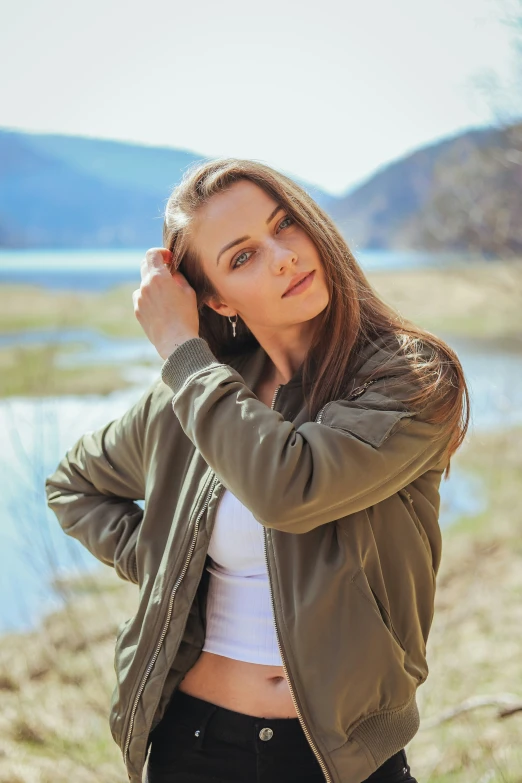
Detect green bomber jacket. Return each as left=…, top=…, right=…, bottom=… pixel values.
left=45, top=333, right=452, bottom=783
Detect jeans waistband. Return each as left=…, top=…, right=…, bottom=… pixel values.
left=150, top=688, right=410, bottom=781
left=163, top=688, right=308, bottom=748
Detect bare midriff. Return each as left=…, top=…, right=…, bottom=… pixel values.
left=178, top=371, right=298, bottom=720
left=178, top=652, right=298, bottom=718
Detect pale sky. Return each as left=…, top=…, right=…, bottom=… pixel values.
left=0, top=0, right=518, bottom=194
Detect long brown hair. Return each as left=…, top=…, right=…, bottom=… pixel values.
left=162, top=158, right=470, bottom=479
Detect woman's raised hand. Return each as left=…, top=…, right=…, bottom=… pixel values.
left=132, top=248, right=200, bottom=360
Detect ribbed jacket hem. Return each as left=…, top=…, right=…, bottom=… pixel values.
left=350, top=692, right=420, bottom=768
left=160, top=337, right=220, bottom=396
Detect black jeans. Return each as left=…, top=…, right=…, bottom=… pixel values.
left=146, top=689, right=417, bottom=783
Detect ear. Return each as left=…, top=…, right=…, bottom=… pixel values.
left=204, top=295, right=236, bottom=319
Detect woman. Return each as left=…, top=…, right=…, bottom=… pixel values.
left=45, top=158, right=469, bottom=783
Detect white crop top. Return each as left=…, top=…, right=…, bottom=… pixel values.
left=201, top=488, right=283, bottom=666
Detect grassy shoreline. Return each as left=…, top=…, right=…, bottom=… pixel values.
left=0, top=259, right=520, bottom=397
left=1, top=260, right=521, bottom=341
left=368, top=259, right=522, bottom=351
left=0, top=343, right=148, bottom=397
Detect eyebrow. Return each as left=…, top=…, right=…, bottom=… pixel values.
left=216, top=205, right=284, bottom=265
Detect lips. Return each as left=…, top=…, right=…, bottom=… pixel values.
left=282, top=270, right=314, bottom=296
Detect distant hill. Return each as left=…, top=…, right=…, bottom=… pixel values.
left=327, top=124, right=516, bottom=252
left=0, top=129, right=334, bottom=249
left=0, top=130, right=209, bottom=248
left=21, top=133, right=205, bottom=197
left=403, top=122, right=522, bottom=256
left=1, top=124, right=519, bottom=253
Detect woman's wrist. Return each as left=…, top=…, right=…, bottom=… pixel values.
left=160, top=336, right=218, bottom=393
left=158, top=333, right=200, bottom=361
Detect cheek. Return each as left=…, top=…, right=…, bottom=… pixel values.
left=306, top=239, right=324, bottom=268
left=229, top=272, right=270, bottom=311
left=308, top=247, right=328, bottom=285
left=232, top=271, right=278, bottom=321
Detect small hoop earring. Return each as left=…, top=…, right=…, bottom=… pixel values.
left=228, top=314, right=238, bottom=338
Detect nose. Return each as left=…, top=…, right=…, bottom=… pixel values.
left=269, top=240, right=297, bottom=272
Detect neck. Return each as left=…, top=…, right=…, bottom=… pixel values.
left=250, top=315, right=320, bottom=386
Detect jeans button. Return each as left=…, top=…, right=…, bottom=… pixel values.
left=259, top=727, right=274, bottom=741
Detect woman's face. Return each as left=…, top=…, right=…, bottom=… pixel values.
left=189, top=179, right=330, bottom=336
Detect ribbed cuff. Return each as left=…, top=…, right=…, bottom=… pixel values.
left=160, top=337, right=221, bottom=396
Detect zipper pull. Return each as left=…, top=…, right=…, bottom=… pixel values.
left=348, top=378, right=379, bottom=400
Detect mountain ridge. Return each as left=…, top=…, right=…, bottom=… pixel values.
left=1, top=123, right=518, bottom=254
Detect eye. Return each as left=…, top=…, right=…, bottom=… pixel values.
left=278, top=215, right=294, bottom=230
left=231, top=249, right=253, bottom=269
left=231, top=214, right=294, bottom=269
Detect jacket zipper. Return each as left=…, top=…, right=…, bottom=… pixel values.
left=122, top=472, right=220, bottom=767
left=316, top=402, right=330, bottom=424
left=263, top=383, right=334, bottom=783
left=124, top=383, right=333, bottom=775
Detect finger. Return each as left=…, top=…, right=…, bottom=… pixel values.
left=143, top=248, right=172, bottom=274
left=140, top=261, right=168, bottom=286
left=170, top=268, right=191, bottom=288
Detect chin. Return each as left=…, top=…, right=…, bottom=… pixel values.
left=296, top=303, right=329, bottom=328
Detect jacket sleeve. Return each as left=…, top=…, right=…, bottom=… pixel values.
left=44, top=381, right=158, bottom=583
left=161, top=338, right=451, bottom=535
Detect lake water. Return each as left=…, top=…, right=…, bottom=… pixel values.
left=0, top=247, right=479, bottom=290
left=0, top=249, right=519, bottom=634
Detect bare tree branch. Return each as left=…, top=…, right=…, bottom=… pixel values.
left=420, top=693, right=522, bottom=729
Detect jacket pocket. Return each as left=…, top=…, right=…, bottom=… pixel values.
left=351, top=566, right=406, bottom=653
left=325, top=404, right=415, bottom=449
left=397, top=488, right=433, bottom=566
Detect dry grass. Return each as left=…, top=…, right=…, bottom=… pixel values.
left=0, top=344, right=135, bottom=397
left=0, top=259, right=520, bottom=396
left=367, top=258, right=522, bottom=352
left=1, top=258, right=521, bottom=346
left=407, top=425, right=522, bottom=782
left=0, top=283, right=143, bottom=338
left=0, top=572, right=137, bottom=783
